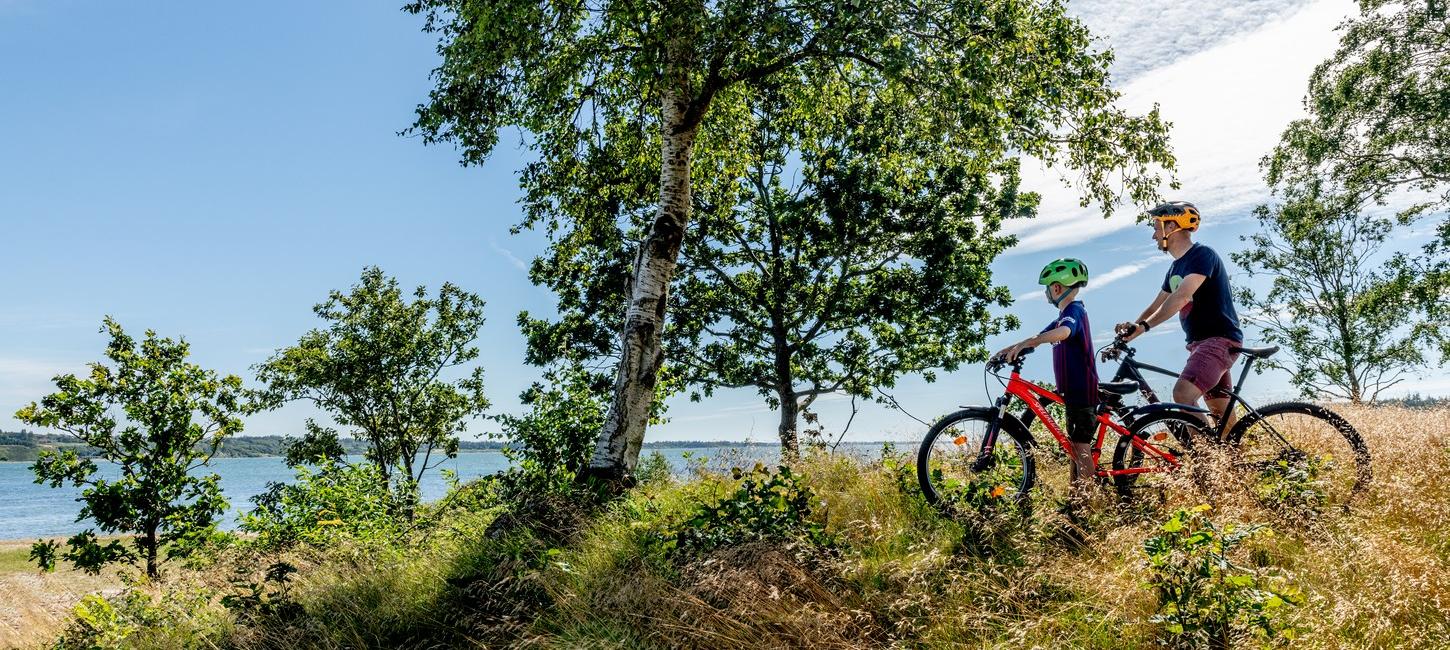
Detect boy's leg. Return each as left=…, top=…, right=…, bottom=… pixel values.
left=1066, top=406, right=1098, bottom=495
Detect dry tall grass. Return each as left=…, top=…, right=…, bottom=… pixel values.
left=7, top=405, right=1448, bottom=649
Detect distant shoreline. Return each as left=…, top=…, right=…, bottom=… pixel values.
left=1, top=439, right=902, bottom=463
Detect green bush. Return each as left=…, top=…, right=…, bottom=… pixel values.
left=51, top=589, right=227, bottom=650
left=663, top=464, right=832, bottom=557
left=1254, top=456, right=1329, bottom=517
left=1144, top=505, right=1303, bottom=649
left=241, top=460, right=403, bottom=549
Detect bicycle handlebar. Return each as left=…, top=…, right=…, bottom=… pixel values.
left=987, top=345, right=1034, bottom=372
left=1099, top=336, right=1135, bottom=362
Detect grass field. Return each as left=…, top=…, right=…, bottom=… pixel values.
left=5, top=404, right=1449, bottom=649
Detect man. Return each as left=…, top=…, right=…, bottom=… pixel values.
left=1116, top=201, right=1244, bottom=433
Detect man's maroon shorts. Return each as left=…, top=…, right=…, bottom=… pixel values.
left=1182, top=337, right=1241, bottom=399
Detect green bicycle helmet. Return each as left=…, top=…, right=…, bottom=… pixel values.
left=1038, top=258, right=1089, bottom=287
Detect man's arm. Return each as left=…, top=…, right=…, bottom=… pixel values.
left=1117, top=290, right=1171, bottom=338
left=1136, top=291, right=1171, bottom=323
left=1123, top=274, right=1206, bottom=340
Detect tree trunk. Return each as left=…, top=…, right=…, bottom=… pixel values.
left=587, top=70, right=698, bottom=479
left=144, top=524, right=159, bottom=579
left=777, top=385, right=800, bottom=461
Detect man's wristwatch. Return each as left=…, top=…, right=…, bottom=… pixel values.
left=1137, top=320, right=1151, bottom=333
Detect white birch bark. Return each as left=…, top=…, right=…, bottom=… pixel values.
left=589, top=73, right=698, bottom=476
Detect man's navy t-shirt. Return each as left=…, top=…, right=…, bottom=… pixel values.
left=1161, top=243, right=1243, bottom=343
left=1040, top=300, right=1098, bottom=406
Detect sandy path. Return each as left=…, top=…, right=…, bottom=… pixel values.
left=0, top=541, right=122, bottom=649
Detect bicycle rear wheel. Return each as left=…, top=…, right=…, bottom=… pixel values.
left=1228, top=402, right=1371, bottom=511
left=917, top=409, right=1035, bottom=514
left=1112, top=410, right=1206, bottom=498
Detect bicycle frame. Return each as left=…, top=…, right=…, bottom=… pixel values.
left=990, top=369, right=1183, bottom=478
left=1109, top=348, right=1269, bottom=441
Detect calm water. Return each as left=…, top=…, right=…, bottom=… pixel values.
left=0, top=445, right=883, bottom=540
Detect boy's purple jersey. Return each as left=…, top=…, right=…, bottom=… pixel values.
left=1040, top=300, right=1099, bottom=406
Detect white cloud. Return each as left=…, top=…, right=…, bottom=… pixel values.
left=1006, top=0, right=1356, bottom=255
left=1069, top=0, right=1317, bottom=82
left=488, top=237, right=529, bottom=272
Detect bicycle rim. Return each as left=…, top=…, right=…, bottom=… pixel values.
left=1113, top=411, right=1204, bottom=499
left=918, top=411, right=1034, bottom=514
left=1231, top=402, right=1371, bottom=511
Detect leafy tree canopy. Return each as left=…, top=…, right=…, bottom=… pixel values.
left=406, top=0, right=1177, bottom=473
left=17, top=318, right=245, bottom=578
left=253, top=267, right=489, bottom=512
left=1235, top=194, right=1429, bottom=402
left=1265, top=0, right=1450, bottom=357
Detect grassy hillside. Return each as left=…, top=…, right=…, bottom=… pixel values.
left=11, top=405, right=1450, bottom=649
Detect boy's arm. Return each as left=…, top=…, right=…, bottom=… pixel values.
left=996, top=326, right=1070, bottom=361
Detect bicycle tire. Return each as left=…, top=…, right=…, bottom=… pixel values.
left=917, top=409, right=1036, bottom=513
left=1227, top=401, right=1372, bottom=507
left=1111, top=409, right=1206, bottom=497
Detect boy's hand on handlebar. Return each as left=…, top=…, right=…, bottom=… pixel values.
left=994, top=342, right=1030, bottom=363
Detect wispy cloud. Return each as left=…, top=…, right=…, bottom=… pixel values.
left=1069, top=0, right=1317, bottom=82
left=1014, top=254, right=1163, bottom=303
left=1082, top=254, right=1164, bottom=294
left=1005, top=0, right=1355, bottom=255
left=488, top=237, right=529, bottom=272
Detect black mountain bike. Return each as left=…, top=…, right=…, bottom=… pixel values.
left=1100, top=337, right=1372, bottom=507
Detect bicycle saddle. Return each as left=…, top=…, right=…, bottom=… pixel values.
left=1098, top=380, right=1140, bottom=395
left=1229, top=345, right=1279, bottom=359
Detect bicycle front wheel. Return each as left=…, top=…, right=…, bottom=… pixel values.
left=1228, top=402, right=1371, bottom=511
left=917, top=409, right=1035, bottom=514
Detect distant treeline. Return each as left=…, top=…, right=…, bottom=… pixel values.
left=0, top=431, right=508, bottom=462
left=0, top=431, right=884, bottom=462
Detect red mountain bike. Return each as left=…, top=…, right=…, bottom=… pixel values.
left=916, top=347, right=1212, bottom=511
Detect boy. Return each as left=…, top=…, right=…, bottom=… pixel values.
left=994, top=258, right=1100, bottom=498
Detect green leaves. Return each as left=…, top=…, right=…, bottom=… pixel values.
left=666, top=464, right=832, bottom=558
left=15, top=318, right=245, bottom=578
left=253, top=267, right=490, bottom=514
left=1234, top=195, right=1431, bottom=402
left=1144, top=506, right=1303, bottom=648
left=1264, top=1, right=1450, bottom=361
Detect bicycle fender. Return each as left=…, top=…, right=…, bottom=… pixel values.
left=1127, top=402, right=1210, bottom=420
left=992, top=409, right=1039, bottom=449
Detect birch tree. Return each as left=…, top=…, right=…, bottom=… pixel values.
left=406, top=0, right=1175, bottom=479
left=521, top=78, right=1026, bottom=456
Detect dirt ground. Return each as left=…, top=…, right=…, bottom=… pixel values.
left=0, top=541, right=122, bottom=649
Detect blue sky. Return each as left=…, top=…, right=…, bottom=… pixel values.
left=2, top=0, right=1444, bottom=442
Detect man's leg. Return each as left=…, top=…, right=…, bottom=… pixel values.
left=1179, top=338, right=1239, bottom=439
left=1172, top=377, right=1209, bottom=426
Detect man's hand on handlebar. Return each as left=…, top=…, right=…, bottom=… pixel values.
left=1114, top=320, right=1146, bottom=343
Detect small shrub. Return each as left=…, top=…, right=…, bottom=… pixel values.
left=220, top=561, right=302, bottom=623
left=1254, top=456, right=1329, bottom=517
left=636, top=450, right=673, bottom=485
left=665, top=464, right=832, bottom=557
left=241, top=460, right=403, bottom=549
left=1144, top=505, right=1303, bottom=649
left=52, top=588, right=227, bottom=650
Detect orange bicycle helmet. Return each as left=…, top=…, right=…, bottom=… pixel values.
left=1148, top=201, right=1200, bottom=231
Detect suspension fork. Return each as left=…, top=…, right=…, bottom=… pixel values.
left=971, top=394, right=1013, bottom=472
